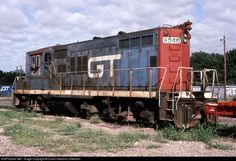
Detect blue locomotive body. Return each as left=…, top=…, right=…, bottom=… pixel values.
left=13, top=21, right=218, bottom=128
left=21, top=28, right=158, bottom=92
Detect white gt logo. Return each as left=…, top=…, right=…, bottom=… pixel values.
left=88, top=54, right=121, bottom=78
left=0, top=86, right=10, bottom=92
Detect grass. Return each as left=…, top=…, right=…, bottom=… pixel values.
left=55, top=124, right=81, bottom=135
left=0, top=108, right=235, bottom=153
left=146, top=143, right=161, bottom=149
left=70, top=130, right=150, bottom=152
left=157, top=124, right=217, bottom=144
left=1, top=109, right=152, bottom=153
left=190, top=125, right=217, bottom=143
left=156, top=124, right=226, bottom=150
left=208, top=143, right=233, bottom=150
left=117, top=132, right=148, bottom=143
left=0, top=110, right=37, bottom=126
left=4, top=124, right=49, bottom=147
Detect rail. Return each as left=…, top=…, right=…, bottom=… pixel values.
left=54, top=67, right=167, bottom=107
left=171, top=67, right=220, bottom=113
left=193, top=69, right=220, bottom=99
left=171, top=66, right=193, bottom=113
left=15, top=66, right=167, bottom=107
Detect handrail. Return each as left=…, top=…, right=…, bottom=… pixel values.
left=14, top=66, right=167, bottom=107
left=171, top=67, right=220, bottom=114
left=192, top=69, right=220, bottom=99
left=171, top=66, right=193, bottom=113
left=157, top=67, right=167, bottom=107
left=11, top=77, right=18, bottom=97
left=203, top=69, right=220, bottom=99
left=54, top=66, right=167, bottom=106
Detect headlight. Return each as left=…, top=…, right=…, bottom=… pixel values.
left=183, top=33, right=188, bottom=38
left=183, top=33, right=188, bottom=43
left=183, top=38, right=188, bottom=43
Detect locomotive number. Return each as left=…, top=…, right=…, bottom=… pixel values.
left=162, top=37, right=181, bottom=44
left=88, top=54, right=121, bottom=78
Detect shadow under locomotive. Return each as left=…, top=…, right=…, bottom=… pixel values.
left=17, top=96, right=163, bottom=128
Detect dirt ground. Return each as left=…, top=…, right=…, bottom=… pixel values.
left=0, top=97, right=236, bottom=157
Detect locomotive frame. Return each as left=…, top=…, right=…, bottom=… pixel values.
left=13, top=21, right=219, bottom=128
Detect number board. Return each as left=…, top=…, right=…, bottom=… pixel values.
left=162, top=37, right=181, bottom=44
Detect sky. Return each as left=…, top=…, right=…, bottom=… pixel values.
left=0, top=0, right=235, bottom=72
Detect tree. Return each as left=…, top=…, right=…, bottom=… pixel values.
left=227, top=49, right=236, bottom=84
left=190, top=50, right=236, bottom=85
left=0, top=70, right=17, bottom=85
left=190, top=51, right=224, bottom=84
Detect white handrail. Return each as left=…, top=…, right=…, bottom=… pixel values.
left=171, top=66, right=193, bottom=113
left=55, top=66, right=167, bottom=104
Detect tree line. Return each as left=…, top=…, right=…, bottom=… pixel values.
left=190, top=49, right=236, bottom=85
left=0, top=70, right=17, bottom=85
left=0, top=49, right=236, bottom=85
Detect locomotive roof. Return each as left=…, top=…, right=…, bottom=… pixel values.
left=79, top=27, right=157, bottom=43
left=27, top=21, right=189, bottom=54
left=63, top=27, right=159, bottom=49
left=27, top=27, right=158, bottom=55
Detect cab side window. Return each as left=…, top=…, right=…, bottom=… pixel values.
left=31, top=55, right=40, bottom=69
left=30, top=55, right=41, bottom=76
left=45, top=52, right=51, bottom=64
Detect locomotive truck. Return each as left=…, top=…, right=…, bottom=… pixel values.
left=12, top=21, right=219, bottom=128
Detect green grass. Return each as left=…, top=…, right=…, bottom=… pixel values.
left=146, top=143, right=161, bottom=149
left=155, top=131, right=168, bottom=143
left=155, top=124, right=218, bottom=148
left=157, top=124, right=217, bottom=144
left=1, top=108, right=234, bottom=154
left=55, top=123, right=81, bottom=135
left=208, top=143, right=233, bottom=150
left=4, top=124, right=49, bottom=147
left=2, top=110, right=37, bottom=120
left=1, top=110, right=152, bottom=153
left=190, top=125, right=217, bottom=143
left=0, top=110, right=37, bottom=126
left=117, top=132, right=148, bottom=143
left=70, top=130, right=150, bottom=152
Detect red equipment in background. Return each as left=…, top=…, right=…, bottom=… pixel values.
left=204, top=101, right=236, bottom=123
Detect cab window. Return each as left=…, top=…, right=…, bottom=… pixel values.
left=30, top=55, right=41, bottom=76
left=45, top=52, right=51, bottom=64
left=31, top=55, right=40, bottom=69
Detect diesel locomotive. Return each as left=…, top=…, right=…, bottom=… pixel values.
left=13, top=21, right=219, bottom=128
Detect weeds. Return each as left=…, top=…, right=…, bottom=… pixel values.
left=146, top=143, right=161, bottom=149
left=190, top=125, right=217, bottom=143
left=2, top=113, right=151, bottom=153
left=1, top=108, right=234, bottom=154
left=155, top=124, right=234, bottom=151
left=0, top=110, right=36, bottom=126
left=157, top=124, right=218, bottom=145
left=208, top=143, right=233, bottom=150
left=117, top=132, right=149, bottom=143
left=161, top=125, right=186, bottom=141
left=4, top=124, right=48, bottom=147
left=56, top=123, right=81, bottom=135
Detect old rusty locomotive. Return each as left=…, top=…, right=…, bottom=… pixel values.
left=13, top=21, right=219, bottom=128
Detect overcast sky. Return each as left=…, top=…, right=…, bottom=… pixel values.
left=0, top=0, right=235, bottom=72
